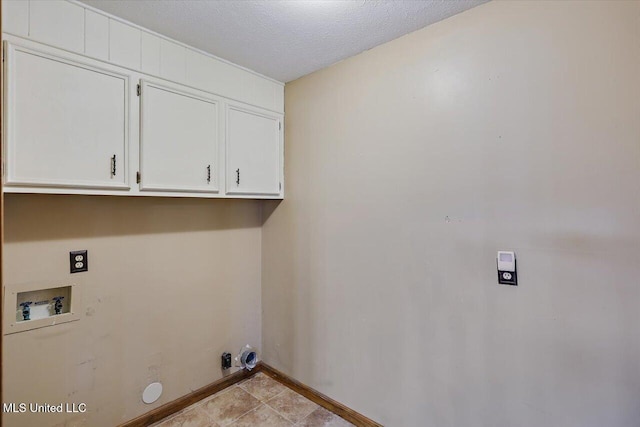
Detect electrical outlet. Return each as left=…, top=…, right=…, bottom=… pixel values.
left=497, top=251, right=517, bottom=286
left=498, top=269, right=517, bottom=286
left=221, top=352, right=232, bottom=370
left=70, top=250, right=88, bottom=273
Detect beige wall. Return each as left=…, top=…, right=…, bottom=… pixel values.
left=262, top=1, right=640, bottom=426
left=3, top=194, right=263, bottom=426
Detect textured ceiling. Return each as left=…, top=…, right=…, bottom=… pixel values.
left=80, top=0, right=488, bottom=82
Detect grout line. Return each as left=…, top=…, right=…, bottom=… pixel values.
left=225, top=404, right=265, bottom=426
left=262, top=402, right=297, bottom=425
left=262, top=405, right=296, bottom=426
left=220, top=403, right=264, bottom=426
left=202, top=405, right=220, bottom=427
left=233, top=384, right=298, bottom=424
left=263, top=388, right=288, bottom=404
left=293, top=408, right=317, bottom=427
left=201, top=385, right=264, bottom=426
left=237, top=374, right=289, bottom=404
left=238, top=387, right=264, bottom=403
left=262, top=391, right=318, bottom=426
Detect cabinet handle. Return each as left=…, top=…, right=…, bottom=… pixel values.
left=207, top=165, right=211, bottom=184
left=236, top=168, right=240, bottom=186
left=111, top=155, right=116, bottom=177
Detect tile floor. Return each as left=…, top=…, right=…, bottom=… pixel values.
left=152, top=373, right=355, bottom=427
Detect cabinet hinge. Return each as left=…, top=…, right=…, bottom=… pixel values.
left=279, top=182, right=282, bottom=191
left=136, top=171, right=141, bottom=183
left=137, top=84, right=141, bottom=96
left=279, top=122, right=281, bottom=130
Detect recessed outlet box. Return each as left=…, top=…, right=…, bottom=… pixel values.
left=70, top=250, right=88, bottom=273
left=221, top=352, right=232, bottom=370
left=4, top=281, right=82, bottom=334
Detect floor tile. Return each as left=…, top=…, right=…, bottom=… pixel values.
left=228, top=404, right=293, bottom=427
left=201, top=386, right=262, bottom=426
left=266, top=388, right=319, bottom=424
left=238, top=372, right=288, bottom=402
left=295, top=407, right=354, bottom=427
left=153, top=406, right=216, bottom=427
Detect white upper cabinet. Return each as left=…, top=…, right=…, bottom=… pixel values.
left=226, top=104, right=282, bottom=196
left=4, top=42, right=129, bottom=190
left=2, top=1, right=285, bottom=199
left=141, top=32, right=161, bottom=75
left=109, top=19, right=141, bottom=70
left=1, top=1, right=284, bottom=114
left=29, top=0, right=84, bottom=53
left=159, top=40, right=186, bottom=83
left=2, top=0, right=29, bottom=37
left=84, top=10, right=109, bottom=60
left=139, top=80, right=219, bottom=193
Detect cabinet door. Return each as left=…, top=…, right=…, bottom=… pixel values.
left=140, top=80, right=219, bottom=193
left=4, top=42, right=129, bottom=189
left=226, top=105, right=282, bottom=196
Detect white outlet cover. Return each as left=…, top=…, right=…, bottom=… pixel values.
left=142, top=382, right=163, bottom=404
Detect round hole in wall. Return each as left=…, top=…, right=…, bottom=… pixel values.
left=242, top=351, right=258, bottom=370
left=246, top=352, right=256, bottom=365
left=142, top=382, right=163, bottom=404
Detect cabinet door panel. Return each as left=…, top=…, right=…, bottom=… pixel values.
left=226, top=105, right=281, bottom=196
left=140, top=80, right=219, bottom=193
left=5, top=43, right=129, bottom=189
